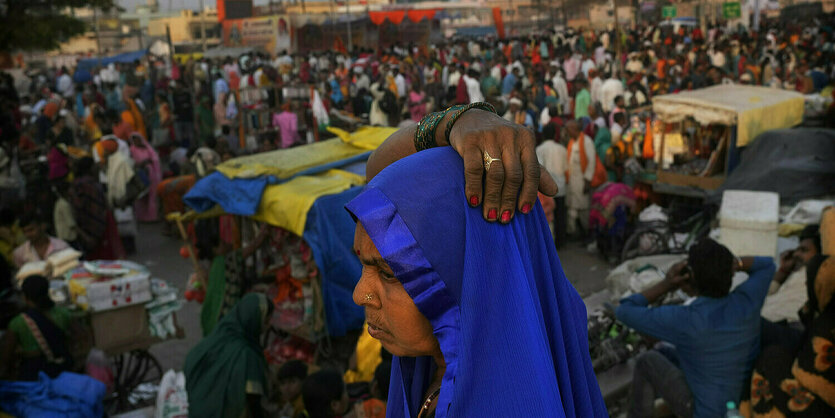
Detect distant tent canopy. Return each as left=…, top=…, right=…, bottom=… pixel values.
left=369, top=9, right=437, bottom=26
left=75, top=49, right=148, bottom=72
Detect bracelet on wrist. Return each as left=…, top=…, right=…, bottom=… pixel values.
left=414, top=103, right=497, bottom=152
left=443, top=102, right=497, bottom=145
left=414, top=110, right=446, bottom=152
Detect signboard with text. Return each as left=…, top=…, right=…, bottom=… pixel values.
left=222, top=16, right=291, bottom=54
left=662, top=6, right=677, bottom=18
left=723, top=2, right=741, bottom=19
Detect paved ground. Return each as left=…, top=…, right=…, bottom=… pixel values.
left=129, top=222, right=613, bottom=373
left=128, top=222, right=201, bottom=373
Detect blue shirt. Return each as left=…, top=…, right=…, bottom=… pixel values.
left=214, top=78, right=230, bottom=103
left=616, top=257, right=775, bottom=418
left=501, top=73, right=517, bottom=96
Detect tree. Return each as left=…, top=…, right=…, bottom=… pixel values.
left=0, top=0, right=117, bottom=51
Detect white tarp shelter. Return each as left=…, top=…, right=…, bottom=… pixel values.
left=652, top=85, right=804, bottom=147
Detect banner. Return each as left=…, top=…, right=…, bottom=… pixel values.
left=723, top=2, right=742, bottom=19
left=222, top=15, right=292, bottom=54
left=369, top=11, right=406, bottom=25
left=492, top=8, right=506, bottom=39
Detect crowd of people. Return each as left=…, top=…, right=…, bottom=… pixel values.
left=2, top=16, right=832, bottom=267
left=0, top=12, right=834, bottom=418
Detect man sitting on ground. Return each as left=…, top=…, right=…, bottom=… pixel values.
left=760, top=225, right=821, bottom=352
left=616, top=238, right=774, bottom=418
left=12, top=213, right=70, bottom=269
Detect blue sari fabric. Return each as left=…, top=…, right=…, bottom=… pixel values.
left=345, top=148, right=607, bottom=418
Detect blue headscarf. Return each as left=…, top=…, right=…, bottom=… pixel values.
left=345, top=148, right=607, bottom=418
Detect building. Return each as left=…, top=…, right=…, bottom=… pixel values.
left=147, top=9, right=222, bottom=47
left=56, top=8, right=138, bottom=55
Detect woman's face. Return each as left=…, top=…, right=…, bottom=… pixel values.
left=353, top=224, right=439, bottom=358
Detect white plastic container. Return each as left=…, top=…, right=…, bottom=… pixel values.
left=718, top=190, right=779, bottom=257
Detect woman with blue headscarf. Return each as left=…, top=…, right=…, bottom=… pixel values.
left=346, top=143, right=607, bottom=416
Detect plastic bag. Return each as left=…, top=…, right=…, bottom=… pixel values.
left=0, top=372, right=105, bottom=418
left=85, top=349, right=114, bottom=394
left=154, top=370, right=188, bottom=418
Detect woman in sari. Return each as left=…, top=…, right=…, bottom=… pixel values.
left=196, top=94, right=215, bottom=146
left=129, top=132, right=161, bottom=222
left=346, top=146, right=606, bottom=417
left=184, top=293, right=273, bottom=418
left=0, top=275, right=72, bottom=380
left=69, top=157, right=124, bottom=260
left=742, top=254, right=835, bottom=416
left=122, top=88, right=147, bottom=140
left=407, top=84, right=427, bottom=122
left=200, top=224, right=269, bottom=337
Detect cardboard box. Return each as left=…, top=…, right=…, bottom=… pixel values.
left=70, top=272, right=152, bottom=312
left=90, top=304, right=151, bottom=354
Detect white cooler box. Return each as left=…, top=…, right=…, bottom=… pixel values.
left=70, top=272, right=152, bottom=312
left=718, top=190, right=779, bottom=257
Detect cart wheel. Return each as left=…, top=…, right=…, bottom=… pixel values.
left=621, top=229, right=669, bottom=262
left=107, top=350, right=164, bottom=414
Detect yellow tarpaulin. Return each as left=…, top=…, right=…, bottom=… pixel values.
left=251, top=170, right=366, bottom=236
left=216, top=126, right=397, bottom=179
left=326, top=126, right=397, bottom=151
left=652, top=85, right=804, bottom=147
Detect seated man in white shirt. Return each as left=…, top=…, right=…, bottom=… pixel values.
left=12, top=212, right=69, bottom=268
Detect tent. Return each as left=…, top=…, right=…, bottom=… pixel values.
left=710, top=129, right=835, bottom=206
left=652, top=85, right=804, bottom=148
left=75, top=50, right=148, bottom=72
left=181, top=126, right=397, bottom=337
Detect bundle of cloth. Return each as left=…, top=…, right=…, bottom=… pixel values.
left=46, top=248, right=81, bottom=278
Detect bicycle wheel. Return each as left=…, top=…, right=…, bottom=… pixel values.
left=621, top=229, right=669, bottom=262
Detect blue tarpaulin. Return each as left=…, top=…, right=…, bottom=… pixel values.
left=302, top=186, right=365, bottom=336
left=182, top=148, right=371, bottom=336
left=75, top=50, right=148, bottom=72
left=183, top=172, right=272, bottom=215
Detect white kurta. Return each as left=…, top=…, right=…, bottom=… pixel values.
left=567, top=134, right=596, bottom=210
left=536, top=141, right=567, bottom=198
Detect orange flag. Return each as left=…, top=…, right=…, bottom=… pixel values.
left=643, top=119, right=655, bottom=160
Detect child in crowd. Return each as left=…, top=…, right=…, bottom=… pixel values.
left=277, top=360, right=308, bottom=418
left=301, top=369, right=351, bottom=418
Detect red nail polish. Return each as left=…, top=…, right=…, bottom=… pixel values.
left=501, top=211, right=511, bottom=223
left=521, top=204, right=532, bottom=214
left=470, top=195, right=479, bottom=206
left=487, top=209, right=497, bottom=220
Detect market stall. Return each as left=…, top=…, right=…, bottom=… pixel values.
left=172, top=126, right=396, bottom=367
left=651, top=85, right=804, bottom=194
left=14, top=251, right=184, bottom=412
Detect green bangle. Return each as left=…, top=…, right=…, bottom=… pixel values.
left=443, top=102, right=497, bottom=145
left=415, top=110, right=445, bottom=151
left=415, top=105, right=462, bottom=151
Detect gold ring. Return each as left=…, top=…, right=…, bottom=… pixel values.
left=483, top=150, right=501, bottom=172
left=365, top=294, right=373, bottom=301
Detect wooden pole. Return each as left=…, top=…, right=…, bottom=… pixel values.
left=94, top=8, right=102, bottom=56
